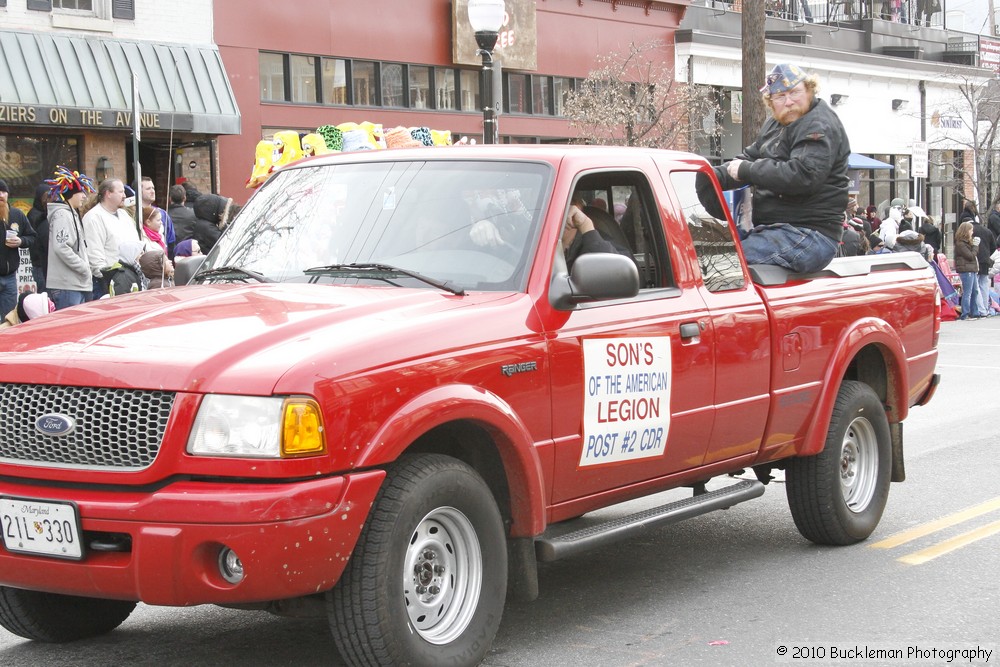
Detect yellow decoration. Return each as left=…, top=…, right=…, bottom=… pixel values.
left=431, top=129, right=453, bottom=146
left=272, top=130, right=303, bottom=168
left=301, top=133, right=332, bottom=156
left=246, top=140, right=276, bottom=189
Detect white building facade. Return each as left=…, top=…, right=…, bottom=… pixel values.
left=677, top=7, right=995, bottom=238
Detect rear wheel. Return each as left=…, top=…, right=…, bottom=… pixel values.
left=786, top=381, right=891, bottom=545
left=0, top=587, right=136, bottom=642
left=328, top=454, right=507, bottom=667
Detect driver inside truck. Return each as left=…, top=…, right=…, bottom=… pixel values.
left=561, top=195, right=634, bottom=270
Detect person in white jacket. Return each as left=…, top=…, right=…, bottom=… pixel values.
left=879, top=198, right=902, bottom=249
left=82, top=178, right=141, bottom=299
left=45, top=167, right=96, bottom=310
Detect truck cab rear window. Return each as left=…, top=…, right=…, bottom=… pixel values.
left=670, top=171, right=746, bottom=292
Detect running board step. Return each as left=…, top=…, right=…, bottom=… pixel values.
left=535, top=479, right=765, bottom=562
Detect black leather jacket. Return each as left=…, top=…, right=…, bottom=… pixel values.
left=1, top=207, right=35, bottom=277
left=713, top=98, right=850, bottom=244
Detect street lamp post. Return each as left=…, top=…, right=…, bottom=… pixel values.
left=468, top=0, right=505, bottom=144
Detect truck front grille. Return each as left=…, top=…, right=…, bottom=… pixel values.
left=0, top=384, right=175, bottom=470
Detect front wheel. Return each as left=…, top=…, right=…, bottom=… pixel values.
left=328, top=454, right=507, bottom=667
left=786, top=381, right=891, bottom=545
left=0, top=587, right=136, bottom=642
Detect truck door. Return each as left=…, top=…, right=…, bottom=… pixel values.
left=547, top=168, right=717, bottom=507
left=658, top=168, right=771, bottom=466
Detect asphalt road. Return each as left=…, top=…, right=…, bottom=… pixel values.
left=0, top=318, right=997, bottom=666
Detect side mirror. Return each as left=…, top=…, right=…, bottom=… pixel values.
left=173, top=255, right=207, bottom=285
left=550, top=253, right=640, bottom=310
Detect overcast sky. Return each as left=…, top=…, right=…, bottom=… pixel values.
left=945, top=0, right=993, bottom=35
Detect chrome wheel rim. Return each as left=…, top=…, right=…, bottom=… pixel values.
left=403, top=507, right=482, bottom=645
left=840, top=416, right=878, bottom=513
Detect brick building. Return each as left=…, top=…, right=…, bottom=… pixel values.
left=212, top=0, right=692, bottom=201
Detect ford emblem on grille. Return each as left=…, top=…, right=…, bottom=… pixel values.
left=35, top=414, right=76, bottom=437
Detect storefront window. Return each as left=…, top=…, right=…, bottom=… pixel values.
left=985, top=150, right=1000, bottom=208
left=409, top=66, right=431, bottom=109
left=321, top=58, right=347, bottom=105
left=435, top=68, right=456, bottom=110
left=290, top=55, right=318, bottom=104
left=460, top=70, right=479, bottom=112
left=508, top=74, right=528, bottom=114
left=928, top=149, right=961, bottom=250
left=872, top=156, right=892, bottom=213
left=259, top=52, right=286, bottom=102
left=532, top=76, right=550, bottom=115
left=553, top=77, right=573, bottom=117
left=0, top=134, right=81, bottom=204
left=353, top=61, right=377, bottom=106
left=893, top=155, right=911, bottom=204
left=382, top=63, right=404, bottom=108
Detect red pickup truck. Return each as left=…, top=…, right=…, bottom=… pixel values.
left=0, top=146, right=939, bottom=666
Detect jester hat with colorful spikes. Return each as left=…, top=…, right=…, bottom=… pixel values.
left=45, top=166, right=96, bottom=201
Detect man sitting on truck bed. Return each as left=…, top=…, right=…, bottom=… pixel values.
left=706, top=62, right=850, bottom=274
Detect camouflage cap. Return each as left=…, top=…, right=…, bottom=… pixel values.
left=760, top=63, right=807, bottom=95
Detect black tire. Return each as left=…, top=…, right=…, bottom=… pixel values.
left=0, top=587, right=136, bottom=642
left=786, top=381, right=891, bottom=545
left=328, top=454, right=507, bottom=667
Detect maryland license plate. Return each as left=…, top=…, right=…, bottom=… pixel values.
left=0, top=497, right=83, bottom=560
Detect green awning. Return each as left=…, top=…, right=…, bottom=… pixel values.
left=0, top=29, right=240, bottom=135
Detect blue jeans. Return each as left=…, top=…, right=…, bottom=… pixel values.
left=49, top=289, right=87, bottom=311
left=740, top=223, right=838, bottom=273
left=0, top=272, right=16, bottom=317
left=977, top=274, right=991, bottom=315
left=32, top=267, right=46, bottom=294
left=90, top=276, right=108, bottom=302
left=959, top=272, right=981, bottom=318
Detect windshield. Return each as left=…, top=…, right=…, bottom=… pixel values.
left=202, top=159, right=552, bottom=292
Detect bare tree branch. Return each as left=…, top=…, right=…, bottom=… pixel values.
left=928, top=76, right=1000, bottom=212
left=564, top=40, right=719, bottom=149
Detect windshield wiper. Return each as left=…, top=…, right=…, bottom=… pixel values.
left=195, top=266, right=273, bottom=283
left=304, top=263, right=465, bottom=296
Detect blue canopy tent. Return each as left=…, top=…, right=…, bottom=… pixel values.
left=848, top=153, right=893, bottom=195
left=848, top=153, right=894, bottom=170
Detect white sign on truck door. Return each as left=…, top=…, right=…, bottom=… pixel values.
left=580, top=337, right=672, bottom=467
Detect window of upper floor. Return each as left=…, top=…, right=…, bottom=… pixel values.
left=27, top=0, right=134, bottom=30
left=256, top=51, right=577, bottom=120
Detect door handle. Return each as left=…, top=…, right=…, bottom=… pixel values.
left=679, top=321, right=701, bottom=339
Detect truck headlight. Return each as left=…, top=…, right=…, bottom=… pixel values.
left=187, top=395, right=326, bottom=458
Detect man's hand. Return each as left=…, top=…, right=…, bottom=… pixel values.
left=562, top=205, right=597, bottom=249
left=470, top=220, right=504, bottom=247
left=567, top=205, right=595, bottom=234
left=726, top=159, right=744, bottom=181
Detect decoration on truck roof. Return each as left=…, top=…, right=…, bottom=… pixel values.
left=271, top=131, right=303, bottom=168
left=245, top=122, right=469, bottom=189
left=300, top=133, right=331, bottom=157
left=246, top=141, right=276, bottom=189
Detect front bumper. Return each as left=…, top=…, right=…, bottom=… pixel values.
left=0, top=470, right=384, bottom=606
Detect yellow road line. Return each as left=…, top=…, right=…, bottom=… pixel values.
left=898, top=519, right=1000, bottom=566
left=870, top=496, right=1000, bottom=549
